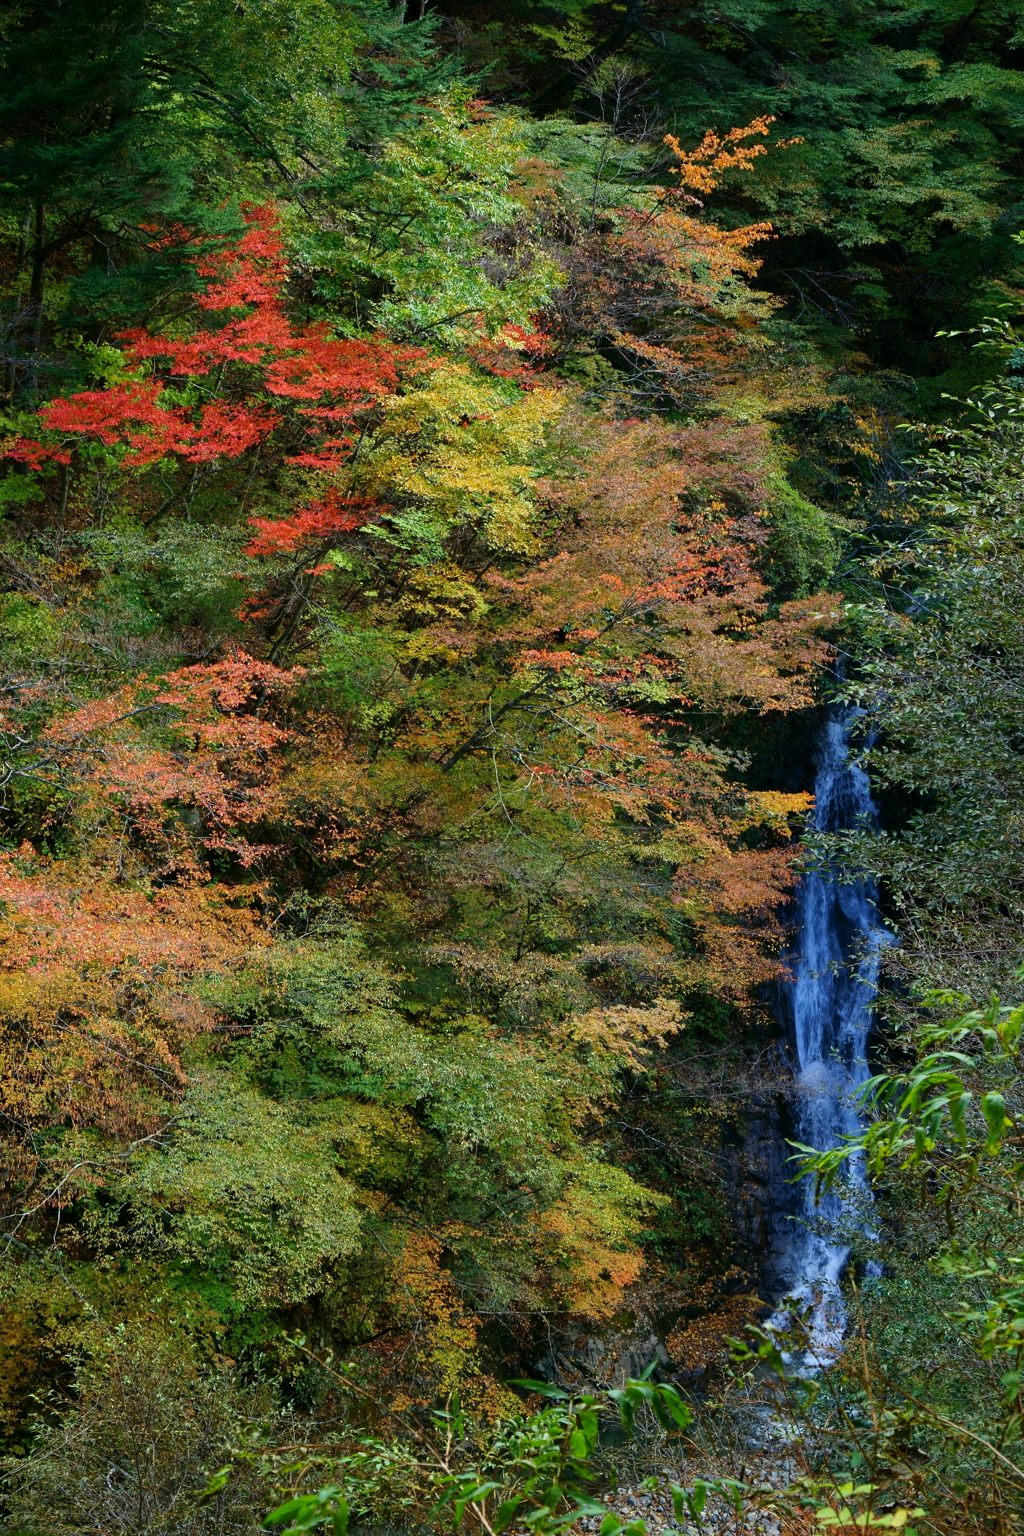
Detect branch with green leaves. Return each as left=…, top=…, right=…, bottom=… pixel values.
left=797, top=986, right=1024, bottom=1429
left=800, top=991, right=1023, bottom=1205
left=261, top=1369, right=693, bottom=1536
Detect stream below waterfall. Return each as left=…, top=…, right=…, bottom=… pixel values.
left=768, top=710, right=894, bottom=1365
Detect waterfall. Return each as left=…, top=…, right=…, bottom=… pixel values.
left=769, top=710, right=893, bottom=1365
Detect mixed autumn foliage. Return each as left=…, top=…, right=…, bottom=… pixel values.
left=0, top=181, right=833, bottom=1417
left=5, top=2, right=1024, bottom=1532
left=0, top=29, right=840, bottom=1453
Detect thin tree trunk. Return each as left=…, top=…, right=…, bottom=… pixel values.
left=532, top=0, right=650, bottom=113
left=3, top=206, right=31, bottom=401
left=57, top=461, right=70, bottom=524
left=27, top=203, right=46, bottom=387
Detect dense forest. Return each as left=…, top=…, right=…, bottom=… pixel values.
left=1, top=2, right=1023, bottom=1533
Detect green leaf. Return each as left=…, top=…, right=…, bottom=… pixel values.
left=569, top=1428, right=589, bottom=1459
left=265, top=1495, right=318, bottom=1528
left=264, top=1490, right=346, bottom=1533
left=197, top=1466, right=233, bottom=1501
left=446, top=1477, right=502, bottom=1524
left=981, top=1092, right=1007, bottom=1153
left=947, top=1090, right=970, bottom=1145
left=510, top=1378, right=571, bottom=1399
left=606, top=1388, right=635, bottom=1432
left=654, top=1384, right=692, bottom=1428
left=494, top=1498, right=524, bottom=1532
left=578, top=1407, right=600, bottom=1448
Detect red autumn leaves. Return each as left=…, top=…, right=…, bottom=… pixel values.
left=7, top=205, right=409, bottom=547
left=245, top=487, right=377, bottom=556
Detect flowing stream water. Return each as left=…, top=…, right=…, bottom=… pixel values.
left=768, top=711, right=893, bottom=1365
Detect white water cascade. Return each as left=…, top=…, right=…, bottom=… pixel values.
left=769, top=711, right=893, bottom=1366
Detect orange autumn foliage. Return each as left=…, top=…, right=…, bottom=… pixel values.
left=237, top=406, right=834, bottom=1021
left=0, top=851, right=264, bottom=1224
left=0, top=655, right=306, bottom=1220
left=6, top=656, right=303, bottom=879
left=417, top=411, right=838, bottom=995
left=537, top=119, right=782, bottom=404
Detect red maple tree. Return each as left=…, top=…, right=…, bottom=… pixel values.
left=8, top=207, right=413, bottom=534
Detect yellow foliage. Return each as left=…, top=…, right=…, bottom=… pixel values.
left=391, top=562, right=489, bottom=627
left=741, top=789, right=814, bottom=831
left=391, top=1230, right=482, bottom=1399
left=556, top=996, right=687, bottom=1073
left=360, top=363, right=563, bottom=555
left=540, top=1157, right=667, bottom=1318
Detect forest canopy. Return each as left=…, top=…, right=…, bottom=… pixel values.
left=1, top=3, right=1023, bottom=1534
